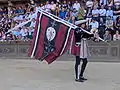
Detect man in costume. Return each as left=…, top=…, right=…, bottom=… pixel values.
left=73, top=20, right=94, bottom=82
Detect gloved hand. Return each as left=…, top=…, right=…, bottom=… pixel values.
left=75, top=42, right=81, bottom=46
left=75, top=27, right=82, bottom=33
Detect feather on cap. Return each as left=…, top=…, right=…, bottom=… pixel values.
left=75, top=20, right=88, bottom=25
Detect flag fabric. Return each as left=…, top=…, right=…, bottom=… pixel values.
left=45, top=30, right=74, bottom=64
left=69, top=32, right=81, bottom=56
left=28, top=11, right=73, bottom=64
left=28, top=12, right=41, bottom=57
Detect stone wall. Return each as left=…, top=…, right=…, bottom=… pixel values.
left=87, top=41, right=120, bottom=62
left=0, top=40, right=120, bottom=62
left=0, top=41, right=30, bottom=59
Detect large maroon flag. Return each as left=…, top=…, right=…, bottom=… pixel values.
left=28, top=11, right=74, bottom=64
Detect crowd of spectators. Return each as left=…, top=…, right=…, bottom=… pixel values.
left=0, top=0, right=120, bottom=42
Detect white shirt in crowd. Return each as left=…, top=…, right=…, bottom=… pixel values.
left=13, top=15, right=24, bottom=21
left=28, top=12, right=37, bottom=20
left=35, top=6, right=41, bottom=11
left=36, top=5, right=45, bottom=10
left=20, top=28, right=28, bottom=37
left=114, top=0, right=120, bottom=5
left=73, top=2, right=81, bottom=11
left=113, top=34, right=120, bottom=41
left=99, top=9, right=106, bottom=16
left=44, top=4, right=51, bottom=12
left=57, top=0, right=60, bottom=2
left=40, top=6, right=45, bottom=10
left=86, top=0, right=93, bottom=8
left=106, top=19, right=113, bottom=29
left=8, top=7, right=12, bottom=17
left=100, top=0, right=107, bottom=5
left=106, top=10, right=113, bottom=17
left=92, top=9, right=99, bottom=17
left=51, top=4, right=56, bottom=11
left=28, top=28, right=34, bottom=35
left=89, top=21, right=99, bottom=29
left=30, top=21, right=36, bottom=28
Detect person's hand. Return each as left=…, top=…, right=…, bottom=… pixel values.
left=75, top=42, right=81, bottom=46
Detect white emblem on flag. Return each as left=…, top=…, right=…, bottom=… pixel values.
left=46, top=27, right=56, bottom=41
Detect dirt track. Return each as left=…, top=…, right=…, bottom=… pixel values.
left=0, top=59, right=120, bottom=90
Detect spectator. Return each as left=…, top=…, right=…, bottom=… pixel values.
left=13, top=14, right=22, bottom=23
left=62, top=0, right=68, bottom=9
left=86, top=0, right=94, bottom=11
left=99, top=0, right=108, bottom=6
left=0, top=31, right=3, bottom=40
left=27, top=26, right=34, bottom=40
left=99, top=17, right=106, bottom=38
left=59, top=7, right=66, bottom=19
left=71, top=8, right=78, bottom=20
left=106, top=6, right=113, bottom=18
left=69, top=16, right=75, bottom=24
left=86, top=9, right=92, bottom=28
left=106, top=16, right=113, bottom=29
left=55, top=3, right=60, bottom=16
left=114, top=0, right=120, bottom=5
left=103, top=30, right=112, bottom=41
left=30, top=18, right=36, bottom=28
left=17, top=34, right=23, bottom=40
left=50, top=1, right=56, bottom=14
left=40, top=3, right=45, bottom=10
left=105, top=16, right=114, bottom=38
left=0, top=31, right=6, bottom=41
left=113, top=30, right=120, bottom=41
left=89, top=18, right=100, bottom=41
left=73, top=1, right=81, bottom=11
left=57, top=0, right=60, bottom=2
left=113, top=5, right=120, bottom=22
left=65, top=16, right=70, bottom=21
left=6, top=33, right=14, bottom=41
left=67, top=1, right=73, bottom=10
left=115, top=16, right=120, bottom=31
left=86, top=0, right=93, bottom=8
left=15, top=6, right=25, bottom=15
left=11, top=28, right=21, bottom=37
left=93, top=0, right=99, bottom=8
left=92, top=6, right=99, bottom=21
left=65, top=9, right=72, bottom=18
left=28, top=8, right=37, bottom=20
left=77, top=7, right=85, bottom=20
left=20, top=26, right=28, bottom=40
left=44, top=1, right=51, bottom=12
left=89, top=18, right=99, bottom=33
left=99, top=5, right=106, bottom=22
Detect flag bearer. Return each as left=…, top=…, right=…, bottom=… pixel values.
left=73, top=20, right=94, bottom=82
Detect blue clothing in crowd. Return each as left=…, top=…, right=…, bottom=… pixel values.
left=59, top=10, right=66, bottom=19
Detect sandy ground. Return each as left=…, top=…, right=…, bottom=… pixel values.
left=0, top=59, right=120, bottom=90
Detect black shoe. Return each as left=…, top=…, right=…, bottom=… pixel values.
left=75, top=78, right=84, bottom=82
left=80, top=76, right=87, bottom=81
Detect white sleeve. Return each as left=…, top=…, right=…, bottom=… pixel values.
left=96, top=22, right=99, bottom=28
left=113, top=35, right=116, bottom=41
left=103, top=9, right=106, bottom=15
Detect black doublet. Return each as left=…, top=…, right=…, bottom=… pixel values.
left=74, top=28, right=94, bottom=43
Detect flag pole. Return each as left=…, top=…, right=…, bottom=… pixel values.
left=38, top=9, right=77, bottom=29
left=38, top=9, right=110, bottom=45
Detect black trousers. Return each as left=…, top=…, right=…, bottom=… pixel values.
left=75, top=56, right=88, bottom=79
